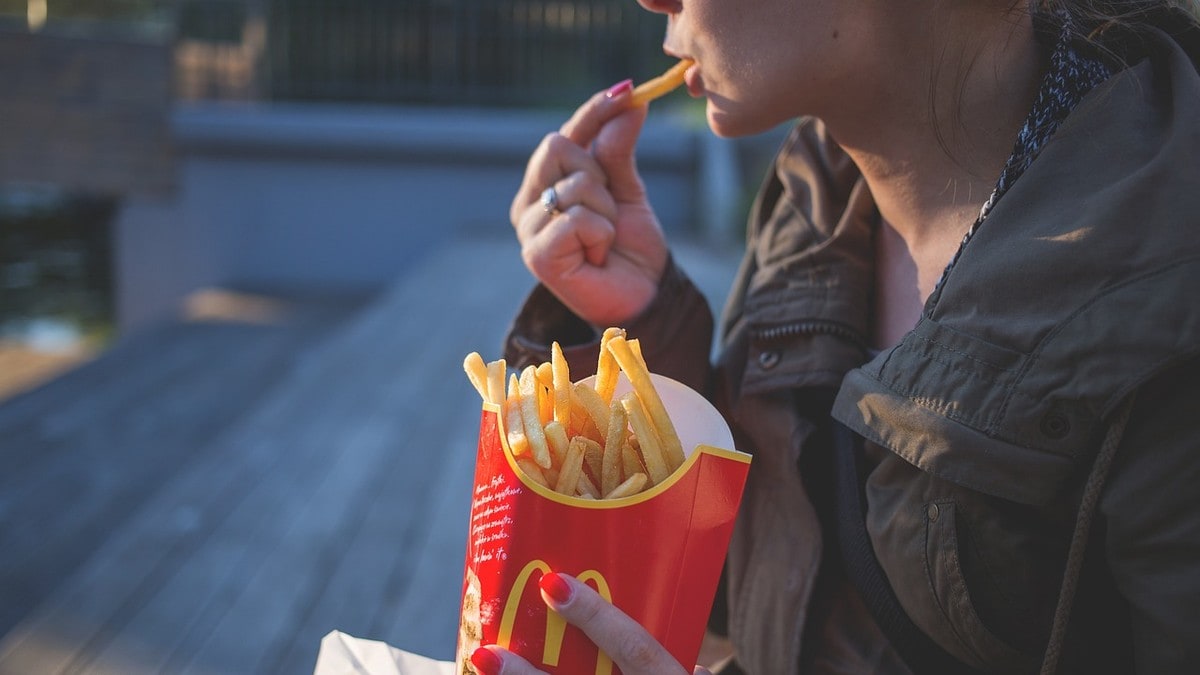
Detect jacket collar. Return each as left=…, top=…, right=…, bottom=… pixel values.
left=831, top=28, right=1200, bottom=504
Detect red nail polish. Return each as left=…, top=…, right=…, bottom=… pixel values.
left=539, top=571, right=573, bottom=604
left=606, top=79, right=633, bottom=98
left=470, top=647, right=503, bottom=675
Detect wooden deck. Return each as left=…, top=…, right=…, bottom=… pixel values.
left=0, top=234, right=740, bottom=675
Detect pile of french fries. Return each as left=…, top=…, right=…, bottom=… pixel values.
left=464, top=328, right=685, bottom=500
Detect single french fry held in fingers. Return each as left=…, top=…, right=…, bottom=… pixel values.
left=630, top=58, right=694, bottom=107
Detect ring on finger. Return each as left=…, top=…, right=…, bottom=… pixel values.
left=540, top=186, right=560, bottom=214
left=540, top=186, right=559, bottom=214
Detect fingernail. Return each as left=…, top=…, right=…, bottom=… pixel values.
left=470, top=646, right=503, bottom=675
left=539, top=571, right=573, bottom=604
left=606, top=79, right=633, bottom=98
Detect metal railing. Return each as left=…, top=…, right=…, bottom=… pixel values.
left=176, top=0, right=673, bottom=108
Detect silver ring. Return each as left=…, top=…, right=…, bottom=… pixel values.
left=540, top=186, right=559, bottom=214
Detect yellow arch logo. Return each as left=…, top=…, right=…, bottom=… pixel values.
left=496, top=560, right=613, bottom=675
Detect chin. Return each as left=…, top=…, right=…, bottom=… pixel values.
left=706, top=104, right=772, bottom=138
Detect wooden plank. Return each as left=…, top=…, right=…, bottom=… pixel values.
left=0, top=29, right=174, bottom=195
left=0, top=294, right=369, bottom=667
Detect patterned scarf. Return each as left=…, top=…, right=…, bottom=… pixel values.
left=929, top=10, right=1115, bottom=300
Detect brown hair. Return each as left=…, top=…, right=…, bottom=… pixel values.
left=1039, top=1, right=1200, bottom=45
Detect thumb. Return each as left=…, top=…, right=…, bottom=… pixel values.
left=591, top=102, right=649, bottom=204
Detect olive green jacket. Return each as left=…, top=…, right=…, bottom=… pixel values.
left=504, top=25, right=1199, bottom=675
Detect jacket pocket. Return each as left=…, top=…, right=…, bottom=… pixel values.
left=921, top=500, right=1035, bottom=674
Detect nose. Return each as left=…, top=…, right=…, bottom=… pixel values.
left=635, top=0, right=681, bottom=15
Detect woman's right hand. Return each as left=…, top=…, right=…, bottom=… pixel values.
left=509, top=82, right=670, bottom=328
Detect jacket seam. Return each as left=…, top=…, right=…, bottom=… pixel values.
left=908, top=333, right=1012, bottom=373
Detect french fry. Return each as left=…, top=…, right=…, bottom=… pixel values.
left=595, top=327, right=625, bottom=404
left=630, top=58, right=693, bottom=107
left=551, top=341, right=571, bottom=426
left=536, top=362, right=555, bottom=388
left=519, top=366, right=553, bottom=469
left=573, top=383, right=611, bottom=438
left=578, top=473, right=601, bottom=499
left=505, top=374, right=529, bottom=457
left=486, top=359, right=506, bottom=406
left=464, top=352, right=490, bottom=402
left=621, top=392, right=670, bottom=485
left=538, top=377, right=554, bottom=424
left=601, top=400, right=627, bottom=496
left=555, top=436, right=588, bottom=495
left=606, top=472, right=648, bottom=499
left=543, top=419, right=571, bottom=466
left=622, top=440, right=645, bottom=482
left=516, top=457, right=550, bottom=488
left=628, top=338, right=645, bottom=366
left=608, top=336, right=685, bottom=471
left=569, top=391, right=604, bottom=443
left=582, top=437, right=604, bottom=484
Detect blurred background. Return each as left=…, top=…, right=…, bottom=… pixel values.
left=0, top=1, right=785, bottom=673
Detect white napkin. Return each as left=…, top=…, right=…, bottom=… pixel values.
left=313, top=631, right=455, bottom=675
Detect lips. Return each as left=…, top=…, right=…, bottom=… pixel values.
left=682, top=61, right=703, bottom=97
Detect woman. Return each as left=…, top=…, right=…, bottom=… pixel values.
left=472, top=1, right=1200, bottom=673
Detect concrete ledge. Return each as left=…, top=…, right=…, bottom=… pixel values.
left=173, top=102, right=700, bottom=170
left=116, top=102, right=712, bottom=333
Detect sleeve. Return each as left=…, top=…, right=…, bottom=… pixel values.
left=502, top=254, right=716, bottom=396
left=1100, top=354, right=1200, bottom=672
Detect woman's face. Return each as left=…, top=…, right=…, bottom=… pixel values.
left=638, top=0, right=896, bottom=137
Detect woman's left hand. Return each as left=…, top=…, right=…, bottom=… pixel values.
left=467, top=572, right=712, bottom=675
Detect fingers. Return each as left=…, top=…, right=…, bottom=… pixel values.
left=511, top=133, right=606, bottom=227
left=514, top=170, right=618, bottom=245
left=539, top=573, right=689, bottom=675
left=521, top=206, right=616, bottom=272
left=511, top=83, right=648, bottom=227
left=469, top=645, right=546, bottom=675
left=559, top=83, right=636, bottom=147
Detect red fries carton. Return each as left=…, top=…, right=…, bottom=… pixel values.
left=456, top=373, right=750, bottom=674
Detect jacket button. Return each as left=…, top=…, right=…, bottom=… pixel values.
left=757, top=350, right=781, bottom=370
left=1040, top=411, right=1072, bottom=440
left=926, top=503, right=940, bottom=522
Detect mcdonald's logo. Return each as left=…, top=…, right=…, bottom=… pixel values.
left=497, top=559, right=614, bottom=675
